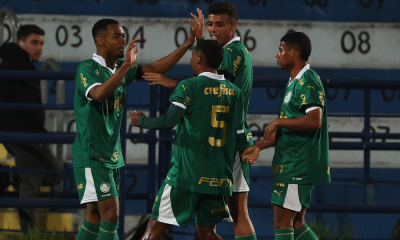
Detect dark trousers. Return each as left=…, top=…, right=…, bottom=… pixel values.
left=4, top=143, right=64, bottom=231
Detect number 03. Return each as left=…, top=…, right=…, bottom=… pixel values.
left=209, top=105, right=230, bottom=147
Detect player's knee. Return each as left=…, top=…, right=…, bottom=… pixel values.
left=102, top=209, right=119, bottom=223
left=273, top=214, right=293, bottom=229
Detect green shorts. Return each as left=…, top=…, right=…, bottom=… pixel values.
left=73, top=167, right=120, bottom=204
left=271, top=183, right=314, bottom=212
left=151, top=181, right=232, bottom=228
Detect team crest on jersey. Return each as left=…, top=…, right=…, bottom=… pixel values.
left=284, top=91, right=292, bottom=104
left=100, top=182, right=110, bottom=193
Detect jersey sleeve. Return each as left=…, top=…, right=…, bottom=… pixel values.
left=76, top=63, right=102, bottom=101
left=297, top=80, right=326, bottom=112
left=124, top=62, right=140, bottom=85
left=169, top=80, right=194, bottom=110
left=218, top=47, right=244, bottom=77
left=235, top=92, right=251, bottom=154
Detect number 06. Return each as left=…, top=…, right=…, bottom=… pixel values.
left=209, top=105, right=230, bottom=147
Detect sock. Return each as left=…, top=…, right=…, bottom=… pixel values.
left=235, top=232, right=257, bottom=240
left=76, top=219, right=99, bottom=240
left=99, top=220, right=119, bottom=240
left=294, top=223, right=318, bottom=240
left=274, top=228, right=294, bottom=240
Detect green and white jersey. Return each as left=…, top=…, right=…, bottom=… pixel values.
left=166, top=72, right=246, bottom=196
left=219, top=37, right=253, bottom=143
left=72, top=54, right=139, bottom=169
left=273, top=64, right=330, bottom=184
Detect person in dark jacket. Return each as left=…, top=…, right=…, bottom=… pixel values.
left=0, top=24, right=63, bottom=231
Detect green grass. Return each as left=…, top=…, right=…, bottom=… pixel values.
left=0, top=228, right=75, bottom=240
left=308, top=217, right=357, bottom=240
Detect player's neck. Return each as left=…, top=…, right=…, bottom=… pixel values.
left=199, top=68, right=218, bottom=75
left=289, top=62, right=307, bottom=81
left=96, top=51, right=116, bottom=69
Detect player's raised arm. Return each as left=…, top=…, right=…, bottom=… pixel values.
left=89, top=38, right=139, bottom=103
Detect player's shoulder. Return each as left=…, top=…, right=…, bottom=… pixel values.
left=78, top=59, right=100, bottom=71
left=300, top=68, right=321, bottom=85
left=225, top=40, right=247, bottom=56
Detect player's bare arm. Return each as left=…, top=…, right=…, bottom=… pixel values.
left=89, top=38, right=139, bottom=103
left=264, top=108, right=322, bottom=143
left=141, top=30, right=195, bottom=74
left=142, top=9, right=204, bottom=88
left=241, top=132, right=276, bottom=164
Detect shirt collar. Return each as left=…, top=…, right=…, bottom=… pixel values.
left=224, top=37, right=241, bottom=48
left=199, top=72, right=225, bottom=81
left=288, top=64, right=310, bottom=87
left=92, top=53, right=117, bottom=72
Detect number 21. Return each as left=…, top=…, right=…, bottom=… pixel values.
left=209, top=105, right=230, bottom=147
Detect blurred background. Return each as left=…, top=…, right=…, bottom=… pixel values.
left=0, top=0, right=399, bottom=239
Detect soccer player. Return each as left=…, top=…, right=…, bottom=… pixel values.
left=242, top=32, right=331, bottom=240
left=73, top=18, right=196, bottom=240
left=143, top=2, right=257, bottom=239
left=130, top=40, right=249, bottom=240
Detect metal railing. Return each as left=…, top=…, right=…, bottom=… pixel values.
left=0, top=6, right=19, bottom=45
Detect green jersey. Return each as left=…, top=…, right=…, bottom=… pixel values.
left=219, top=37, right=253, bottom=143
left=166, top=72, right=247, bottom=196
left=273, top=65, right=330, bottom=184
left=72, top=54, right=139, bottom=169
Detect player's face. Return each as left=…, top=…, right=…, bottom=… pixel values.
left=207, top=13, right=235, bottom=46
left=102, top=24, right=126, bottom=59
left=190, top=48, right=200, bottom=76
left=18, top=33, right=44, bottom=62
left=275, top=41, right=294, bottom=71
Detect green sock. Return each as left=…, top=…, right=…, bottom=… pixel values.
left=294, top=223, right=318, bottom=240
left=76, top=219, right=99, bottom=240
left=235, top=232, right=257, bottom=240
left=274, top=228, right=294, bottom=240
left=99, top=220, right=119, bottom=240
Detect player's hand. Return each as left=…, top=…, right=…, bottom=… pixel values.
left=143, top=73, right=178, bottom=88
left=241, top=145, right=261, bottom=164
left=130, top=110, right=145, bottom=127
left=264, top=119, right=279, bottom=143
left=189, top=8, right=205, bottom=40
left=124, top=37, right=140, bottom=66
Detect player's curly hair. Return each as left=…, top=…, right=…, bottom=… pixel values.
left=208, top=1, right=238, bottom=23
left=195, top=40, right=224, bottom=69
left=17, top=25, right=45, bottom=41
left=92, top=19, right=119, bottom=40
left=280, top=32, right=312, bottom=61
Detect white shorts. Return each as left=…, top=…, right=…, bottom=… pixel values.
left=232, top=151, right=250, bottom=192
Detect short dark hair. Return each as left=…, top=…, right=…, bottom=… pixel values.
left=195, top=40, right=224, bottom=69
left=280, top=32, right=312, bottom=61
left=208, top=1, right=238, bottom=22
left=17, top=24, right=45, bottom=41
left=92, top=19, right=119, bottom=40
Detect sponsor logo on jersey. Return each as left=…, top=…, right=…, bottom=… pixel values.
left=95, top=69, right=100, bottom=77
left=308, top=85, right=315, bottom=90
left=274, top=190, right=283, bottom=198
left=77, top=183, right=83, bottom=190
left=203, top=84, right=235, bottom=97
left=111, top=152, right=119, bottom=161
left=247, top=133, right=252, bottom=141
left=301, top=94, right=308, bottom=105
left=211, top=205, right=228, bottom=214
left=272, top=165, right=284, bottom=173
left=284, top=91, right=292, bottom=104
left=80, top=73, right=88, bottom=87
left=292, top=177, right=302, bottom=180
left=102, top=193, right=111, bottom=197
left=100, top=182, right=111, bottom=193
left=227, top=48, right=234, bottom=52
left=182, top=85, right=187, bottom=91
left=184, top=96, right=190, bottom=106
left=233, top=56, right=242, bottom=74
left=327, top=166, right=330, bottom=174
left=198, top=177, right=232, bottom=187
left=319, top=91, right=325, bottom=106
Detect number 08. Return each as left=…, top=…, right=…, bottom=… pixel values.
left=209, top=105, right=230, bottom=147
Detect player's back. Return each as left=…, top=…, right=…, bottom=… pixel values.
left=166, top=72, right=244, bottom=196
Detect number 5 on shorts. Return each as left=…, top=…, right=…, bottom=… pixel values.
left=209, top=105, right=229, bottom=147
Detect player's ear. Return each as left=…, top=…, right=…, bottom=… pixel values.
left=96, top=36, right=104, bottom=46
left=196, top=55, right=201, bottom=65
left=230, top=21, right=238, bottom=33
